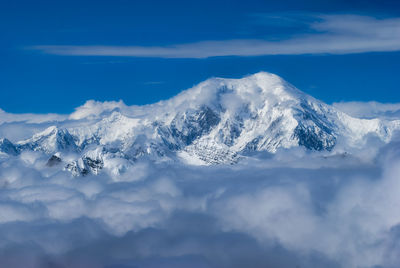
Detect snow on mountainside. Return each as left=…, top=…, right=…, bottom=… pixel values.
left=1, top=72, right=400, bottom=175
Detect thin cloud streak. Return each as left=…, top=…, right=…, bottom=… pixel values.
left=31, top=15, right=400, bottom=58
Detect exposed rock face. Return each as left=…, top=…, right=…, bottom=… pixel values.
left=65, top=156, right=104, bottom=176
left=46, top=154, right=62, bottom=167
left=0, top=138, right=18, bottom=156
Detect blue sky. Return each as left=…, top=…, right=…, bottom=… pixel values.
left=1, top=0, right=400, bottom=113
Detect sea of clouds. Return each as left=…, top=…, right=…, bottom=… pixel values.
left=0, top=137, right=400, bottom=268
left=1, top=100, right=400, bottom=268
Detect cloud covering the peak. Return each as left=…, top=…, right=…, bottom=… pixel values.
left=69, top=100, right=128, bottom=120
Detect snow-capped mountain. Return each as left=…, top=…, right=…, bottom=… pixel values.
left=1, top=72, right=400, bottom=175
left=17, top=126, right=79, bottom=153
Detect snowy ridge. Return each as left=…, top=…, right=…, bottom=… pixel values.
left=1, top=72, right=400, bottom=175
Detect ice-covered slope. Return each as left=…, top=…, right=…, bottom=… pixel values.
left=2, top=72, right=400, bottom=175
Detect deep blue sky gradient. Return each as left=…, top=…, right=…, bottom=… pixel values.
left=1, top=0, right=400, bottom=113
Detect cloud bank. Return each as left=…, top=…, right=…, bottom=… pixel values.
left=333, top=101, right=400, bottom=119
left=1, top=135, right=400, bottom=267
left=31, top=15, right=400, bottom=58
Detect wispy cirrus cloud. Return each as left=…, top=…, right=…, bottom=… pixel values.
left=30, top=14, right=400, bottom=58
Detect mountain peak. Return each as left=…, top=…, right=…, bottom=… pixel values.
left=3, top=72, right=400, bottom=175
left=246, top=71, right=305, bottom=97
left=17, top=126, right=78, bottom=153
left=164, top=71, right=309, bottom=117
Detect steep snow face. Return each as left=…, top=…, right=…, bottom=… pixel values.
left=2, top=72, right=400, bottom=175
left=17, top=126, right=79, bottom=153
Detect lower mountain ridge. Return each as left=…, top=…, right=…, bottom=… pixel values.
left=1, top=72, right=399, bottom=176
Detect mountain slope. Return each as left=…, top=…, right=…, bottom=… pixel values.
left=0, top=138, right=18, bottom=156
left=1, top=72, right=399, bottom=175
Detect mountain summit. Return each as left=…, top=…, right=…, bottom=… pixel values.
left=1, top=72, right=399, bottom=175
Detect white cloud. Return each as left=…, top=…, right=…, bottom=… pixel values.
left=69, top=99, right=127, bottom=120
left=0, top=108, right=67, bottom=124
left=333, top=101, right=400, bottom=119
left=0, top=138, right=400, bottom=267
left=0, top=109, right=68, bottom=142
left=31, top=15, right=400, bottom=58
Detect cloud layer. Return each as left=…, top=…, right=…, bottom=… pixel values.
left=31, top=15, right=400, bottom=58
left=1, top=135, right=400, bottom=267
left=333, top=101, right=400, bottom=119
